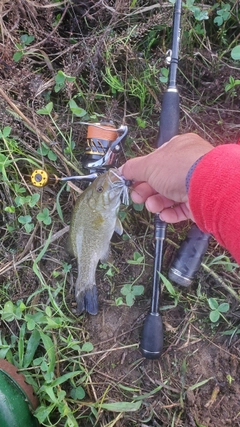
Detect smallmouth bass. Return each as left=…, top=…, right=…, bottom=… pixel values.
left=68, top=168, right=128, bottom=315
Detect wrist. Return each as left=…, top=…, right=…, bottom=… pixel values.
left=186, top=155, right=206, bottom=193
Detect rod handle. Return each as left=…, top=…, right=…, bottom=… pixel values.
left=168, top=224, right=210, bottom=287
left=140, top=313, right=164, bottom=359
left=156, top=89, right=180, bottom=148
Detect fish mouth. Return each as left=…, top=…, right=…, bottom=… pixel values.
left=108, top=169, right=129, bottom=205
left=108, top=169, right=132, bottom=186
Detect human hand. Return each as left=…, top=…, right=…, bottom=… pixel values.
left=121, top=133, right=213, bottom=223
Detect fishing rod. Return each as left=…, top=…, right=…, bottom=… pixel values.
left=140, top=0, right=210, bottom=359
left=139, top=0, right=182, bottom=359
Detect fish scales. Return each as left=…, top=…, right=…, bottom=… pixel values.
left=68, top=169, right=127, bottom=315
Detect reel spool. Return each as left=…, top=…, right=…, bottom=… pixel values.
left=81, top=121, right=128, bottom=172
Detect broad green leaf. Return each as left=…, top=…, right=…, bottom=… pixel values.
left=1, top=301, right=15, bottom=321
left=18, top=215, right=32, bottom=224
left=231, top=45, right=240, bottom=61
left=132, top=202, right=144, bottom=211
left=208, top=297, right=219, bottom=310
left=210, top=310, right=220, bottom=323
left=121, top=284, right=132, bottom=296
left=37, top=144, right=49, bottom=155
left=13, top=51, right=23, bottom=62
left=27, top=318, right=36, bottom=330
left=194, top=9, right=208, bottom=21
left=70, top=386, right=85, bottom=400
left=126, top=293, right=134, bottom=307
left=24, top=223, right=34, bottom=233
left=20, top=34, right=35, bottom=45
left=47, top=150, right=57, bottom=161
left=29, top=193, right=40, bottom=207
left=37, top=102, right=53, bottom=115
left=35, top=404, right=55, bottom=423
left=218, top=302, right=230, bottom=313
left=214, top=16, right=223, bottom=26
left=4, top=206, right=15, bottom=213
left=3, top=126, right=11, bottom=137
left=132, top=285, right=144, bottom=296
left=15, top=195, right=26, bottom=206
left=45, top=306, right=52, bottom=317
left=69, top=99, right=87, bottom=117
left=37, top=208, right=52, bottom=225
left=82, top=342, right=94, bottom=352
left=55, top=71, right=66, bottom=85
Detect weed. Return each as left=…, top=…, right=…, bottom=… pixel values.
left=68, top=99, right=88, bottom=118
left=183, top=0, right=209, bottom=21
left=225, top=75, right=240, bottom=97
left=214, top=3, right=231, bottom=27
left=161, top=273, right=181, bottom=309
left=226, top=374, right=234, bottom=385
left=36, top=208, right=52, bottom=226
left=119, top=283, right=144, bottom=307
left=54, top=70, right=76, bottom=93
left=115, top=252, right=145, bottom=306
left=127, top=251, right=144, bottom=265
left=13, top=34, right=35, bottom=62
left=18, top=214, right=34, bottom=232
left=37, top=141, right=57, bottom=161
left=207, top=297, right=230, bottom=323
left=159, top=67, right=169, bottom=84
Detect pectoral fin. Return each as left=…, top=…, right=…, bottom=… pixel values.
left=114, top=217, right=123, bottom=235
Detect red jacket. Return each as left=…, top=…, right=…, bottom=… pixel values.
left=189, top=144, right=240, bottom=264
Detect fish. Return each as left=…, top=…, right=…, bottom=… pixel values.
left=68, top=168, right=128, bottom=315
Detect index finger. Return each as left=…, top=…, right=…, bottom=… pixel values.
left=121, top=156, right=150, bottom=182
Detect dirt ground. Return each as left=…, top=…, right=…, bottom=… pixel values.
left=0, top=1, right=240, bottom=426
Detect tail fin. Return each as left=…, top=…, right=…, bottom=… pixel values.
left=76, top=285, right=98, bottom=315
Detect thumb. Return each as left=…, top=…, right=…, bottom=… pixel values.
left=120, top=155, right=150, bottom=182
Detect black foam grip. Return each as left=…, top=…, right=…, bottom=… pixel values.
left=140, top=313, right=164, bottom=359
left=156, top=90, right=180, bottom=147
left=169, top=224, right=210, bottom=286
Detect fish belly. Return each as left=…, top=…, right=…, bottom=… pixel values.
left=74, top=220, right=115, bottom=315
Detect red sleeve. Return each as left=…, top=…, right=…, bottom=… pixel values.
left=189, top=144, right=240, bottom=264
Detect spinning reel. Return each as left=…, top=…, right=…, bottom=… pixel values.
left=30, top=121, right=128, bottom=187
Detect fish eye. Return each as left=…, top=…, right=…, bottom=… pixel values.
left=97, top=186, right=103, bottom=193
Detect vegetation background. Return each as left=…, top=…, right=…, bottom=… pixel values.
left=0, top=0, right=239, bottom=426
